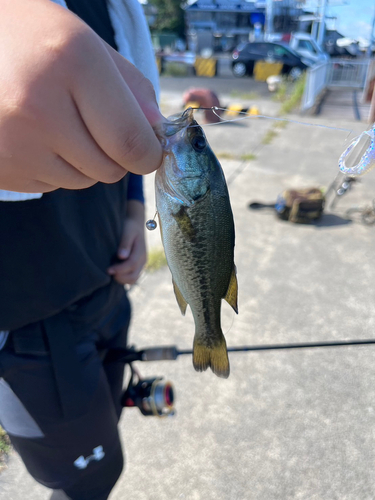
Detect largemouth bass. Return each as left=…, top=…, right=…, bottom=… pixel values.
left=154, top=108, right=238, bottom=379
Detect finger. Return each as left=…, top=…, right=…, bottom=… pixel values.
left=36, top=154, right=99, bottom=190
left=49, top=95, right=129, bottom=185
left=0, top=116, right=100, bottom=190
left=0, top=175, right=58, bottom=194
left=118, top=247, right=130, bottom=260
left=70, top=32, right=163, bottom=175
left=113, top=267, right=144, bottom=285
left=103, top=42, right=165, bottom=127
left=108, top=258, right=138, bottom=275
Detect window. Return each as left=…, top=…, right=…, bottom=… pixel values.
left=297, top=40, right=317, bottom=54
left=273, top=46, right=289, bottom=57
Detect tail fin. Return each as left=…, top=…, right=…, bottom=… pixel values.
left=193, top=334, right=230, bottom=379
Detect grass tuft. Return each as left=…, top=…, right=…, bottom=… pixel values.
left=216, top=152, right=237, bottom=160
left=217, top=152, right=257, bottom=161
left=279, top=74, right=306, bottom=115
left=262, top=129, right=278, bottom=145
left=240, top=153, right=257, bottom=161
left=273, top=79, right=288, bottom=102
left=273, top=119, right=288, bottom=129
left=163, top=62, right=189, bottom=77
left=146, top=247, right=167, bottom=272
left=229, top=90, right=260, bottom=100
left=0, top=427, right=10, bottom=471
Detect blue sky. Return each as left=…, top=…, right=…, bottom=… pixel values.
left=306, top=0, right=375, bottom=40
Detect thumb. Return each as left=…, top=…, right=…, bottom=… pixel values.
left=117, top=231, right=134, bottom=260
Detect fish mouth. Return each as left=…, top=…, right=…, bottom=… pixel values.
left=154, top=108, right=195, bottom=143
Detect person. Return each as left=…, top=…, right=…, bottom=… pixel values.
left=0, top=0, right=164, bottom=499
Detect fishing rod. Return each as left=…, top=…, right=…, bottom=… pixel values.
left=110, top=338, right=375, bottom=364
left=114, top=339, right=375, bottom=418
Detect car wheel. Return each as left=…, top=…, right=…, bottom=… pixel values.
left=289, top=67, right=303, bottom=80
left=232, top=62, right=247, bottom=77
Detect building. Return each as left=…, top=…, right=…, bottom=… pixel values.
left=184, top=0, right=304, bottom=54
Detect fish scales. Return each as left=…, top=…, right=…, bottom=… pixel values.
left=155, top=108, right=238, bottom=378
left=162, top=188, right=233, bottom=335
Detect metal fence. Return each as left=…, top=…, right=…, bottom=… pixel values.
left=301, top=58, right=371, bottom=112
left=301, top=62, right=329, bottom=111
left=327, top=60, right=370, bottom=89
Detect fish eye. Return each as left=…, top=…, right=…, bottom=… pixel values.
left=191, top=135, right=206, bottom=152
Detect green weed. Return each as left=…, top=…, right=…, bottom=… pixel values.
left=240, top=153, right=257, bottom=161
left=280, top=74, right=306, bottom=114
left=163, top=62, right=189, bottom=77
left=146, top=247, right=167, bottom=272
left=229, top=90, right=260, bottom=100
left=0, top=427, right=10, bottom=471
left=273, top=119, right=288, bottom=129
left=273, top=79, right=288, bottom=102
left=262, top=129, right=278, bottom=145
left=216, top=152, right=237, bottom=160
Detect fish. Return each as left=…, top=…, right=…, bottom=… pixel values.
left=154, top=108, right=238, bottom=379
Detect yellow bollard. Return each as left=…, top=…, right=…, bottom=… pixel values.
left=226, top=104, right=244, bottom=117
left=254, top=61, right=283, bottom=81
left=194, top=58, right=217, bottom=77
left=184, top=102, right=201, bottom=110
left=155, top=57, right=162, bottom=75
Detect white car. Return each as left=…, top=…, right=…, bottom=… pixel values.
left=289, top=33, right=330, bottom=65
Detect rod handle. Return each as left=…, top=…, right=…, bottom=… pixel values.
left=141, top=346, right=179, bottom=361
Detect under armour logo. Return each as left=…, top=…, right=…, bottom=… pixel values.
left=74, top=446, right=105, bottom=469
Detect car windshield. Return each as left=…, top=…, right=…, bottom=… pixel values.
left=297, top=40, right=318, bottom=54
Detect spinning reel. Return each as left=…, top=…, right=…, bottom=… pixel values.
left=109, top=346, right=179, bottom=418
left=122, top=365, right=175, bottom=418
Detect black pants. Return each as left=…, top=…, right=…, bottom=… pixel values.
left=0, top=283, right=131, bottom=500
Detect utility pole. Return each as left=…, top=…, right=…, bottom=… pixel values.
left=368, top=2, right=375, bottom=57
left=266, top=0, right=274, bottom=39
left=317, top=0, right=328, bottom=48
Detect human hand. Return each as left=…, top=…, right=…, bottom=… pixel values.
left=0, top=0, right=164, bottom=193
left=107, top=200, right=147, bottom=285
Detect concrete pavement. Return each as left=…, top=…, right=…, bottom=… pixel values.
left=2, top=89, right=375, bottom=499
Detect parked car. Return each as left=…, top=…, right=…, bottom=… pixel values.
left=232, top=42, right=314, bottom=78
left=289, top=33, right=330, bottom=64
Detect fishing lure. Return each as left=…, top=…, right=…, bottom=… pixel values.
left=339, top=124, right=375, bottom=177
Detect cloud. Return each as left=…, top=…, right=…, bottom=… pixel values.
left=329, top=1, right=374, bottom=40
left=339, top=19, right=372, bottom=39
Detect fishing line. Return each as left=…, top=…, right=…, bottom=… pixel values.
left=187, top=106, right=354, bottom=139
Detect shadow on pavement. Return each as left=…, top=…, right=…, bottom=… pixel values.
left=314, top=214, right=352, bottom=228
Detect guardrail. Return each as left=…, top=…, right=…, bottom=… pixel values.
left=301, top=58, right=371, bottom=112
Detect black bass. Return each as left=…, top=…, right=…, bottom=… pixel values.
left=154, top=108, right=238, bottom=379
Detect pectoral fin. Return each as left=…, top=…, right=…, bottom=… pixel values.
left=173, top=280, right=187, bottom=315
left=172, top=206, right=196, bottom=242
left=224, top=265, right=238, bottom=314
